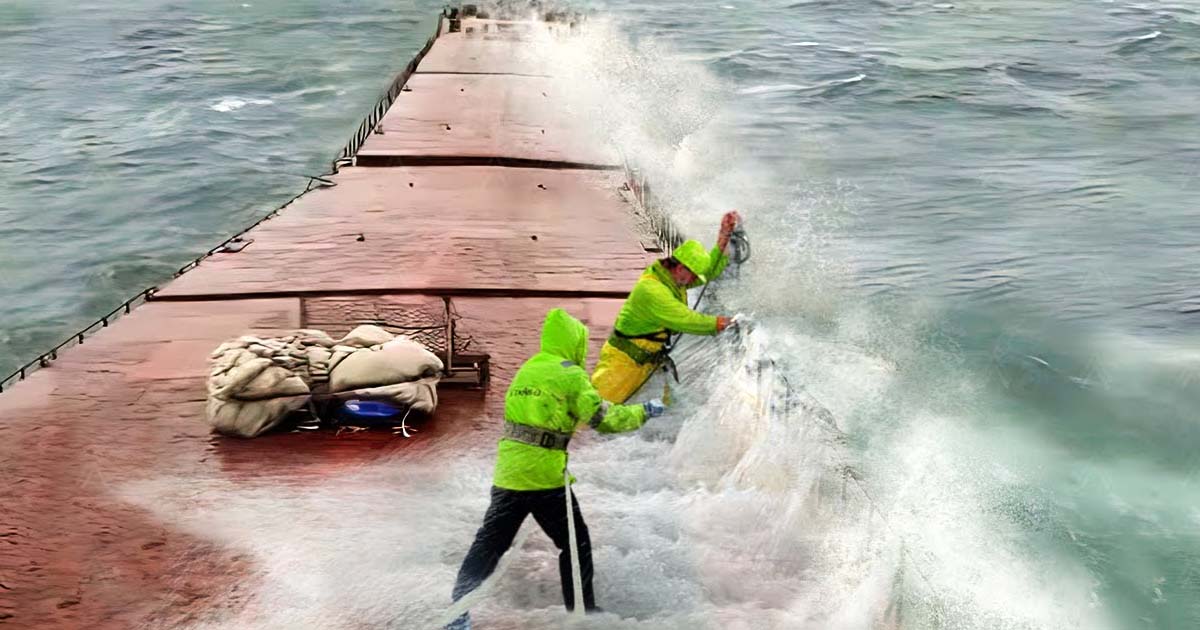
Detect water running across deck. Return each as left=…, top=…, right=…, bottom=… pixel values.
left=0, top=13, right=664, bottom=629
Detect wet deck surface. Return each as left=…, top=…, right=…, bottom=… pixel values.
left=0, top=300, right=297, bottom=628
left=413, top=27, right=559, bottom=76
left=356, top=74, right=616, bottom=167
left=155, top=166, right=647, bottom=300
left=0, top=16, right=651, bottom=630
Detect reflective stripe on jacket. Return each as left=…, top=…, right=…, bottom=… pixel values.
left=493, top=308, right=647, bottom=491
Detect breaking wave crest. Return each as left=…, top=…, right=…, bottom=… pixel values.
left=737, top=74, right=867, bottom=96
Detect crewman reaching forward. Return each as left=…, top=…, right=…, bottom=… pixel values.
left=446, top=308, right=665, bottom=630
left=591, top=211, right=742, bottom=403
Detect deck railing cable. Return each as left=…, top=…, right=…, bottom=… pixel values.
left=0, top=289, right=155, bottom=394
left=331, top=13, right=445, bottom=173
left=1, top=13, right=448, bottom=396
left=622, top=159, right=684, bottom=254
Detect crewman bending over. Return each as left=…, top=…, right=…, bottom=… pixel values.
left=591, top=211, right=742, bottom=403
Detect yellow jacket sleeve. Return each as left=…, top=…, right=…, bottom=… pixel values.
left=628, top=277, right=720, bottom=335
left=707, top=246, right=730, bottom=282
left=570, top=372, right=646, bottom=434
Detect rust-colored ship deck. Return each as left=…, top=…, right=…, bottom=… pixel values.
left=0, top=14, right=658, bottom=628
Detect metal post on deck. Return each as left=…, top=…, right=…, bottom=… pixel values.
left=443, top=296, right=455, bottom=377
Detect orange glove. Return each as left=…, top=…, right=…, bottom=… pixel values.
left=720, top=210, right=741, bottom=234
left=718, top=211, right=742, bottom=253
left=716, top=315, right=732, bottom=332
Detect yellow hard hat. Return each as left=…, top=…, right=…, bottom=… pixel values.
left=672, top=240, right=710, bottom=283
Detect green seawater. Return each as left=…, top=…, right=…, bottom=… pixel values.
left=1, top=1, right=1197, bottom=628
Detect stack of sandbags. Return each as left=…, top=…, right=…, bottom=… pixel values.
left=206, top=325, right=443, bottom=438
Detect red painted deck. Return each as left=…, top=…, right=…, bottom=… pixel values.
left=0, top=14, right=654, bottom=629
left=155, top=166, right=647, bottom=300
left=356, top=74, right=616, bottom=167
left=0, top=297, right=626, bottom=628
left=414, top=27, right=558, bottom=76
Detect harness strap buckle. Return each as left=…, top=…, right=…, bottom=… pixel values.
left=662, top=355, right=680, bottom=383
left=503, top=421, right=571, bottom=451
left=607, top=333, right=667, bottom=366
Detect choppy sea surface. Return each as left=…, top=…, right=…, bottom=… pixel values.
left=3, top=1, right=1200, bottom=629
left=0, top=0, right=443, bottom=377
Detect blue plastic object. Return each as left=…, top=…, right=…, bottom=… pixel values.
left=337, top=399, right=406, bottom=426
left=643, top=398, right=667, bottom=418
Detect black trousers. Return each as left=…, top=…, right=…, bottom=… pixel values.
left=452, top=485, right=596, bottom=611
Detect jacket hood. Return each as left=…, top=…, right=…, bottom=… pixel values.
left=540, top=308, right=589, bottom=365
left=672, top=239, right=711, bottom=283
left=650, top=259, right=698, bottom=291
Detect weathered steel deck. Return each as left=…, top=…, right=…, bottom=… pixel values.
left=355, top=74, right=617, bottom=167
left=154, top=167, right=642, bottom=300
left=0, top=14, right=654, bottom=629
left=414, top=25, right=556, bottom=75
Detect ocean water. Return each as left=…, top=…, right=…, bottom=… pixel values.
left=5, top=1, right=1200, bottom=629
left=0, top=0, right=446, bottom=378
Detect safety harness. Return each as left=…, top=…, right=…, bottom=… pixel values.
left=606, top=329, right=670, bottom=365
left=502, top=397, right=617, bottom=451
left=608, top=327, right=682, bottom=386
left=502, top=421, right=572, bottom=450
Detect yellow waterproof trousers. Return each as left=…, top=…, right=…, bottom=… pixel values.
left=590, top=340, right=660, bottom=403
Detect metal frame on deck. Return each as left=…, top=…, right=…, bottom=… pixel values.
left=345, top=296, right=489, bottom=389
left=437, top=297, right=491, bottom=389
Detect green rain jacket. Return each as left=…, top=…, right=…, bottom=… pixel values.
left=493, top=308, right=648, bottom=491
left=612, top=245, right=730, bottom=339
